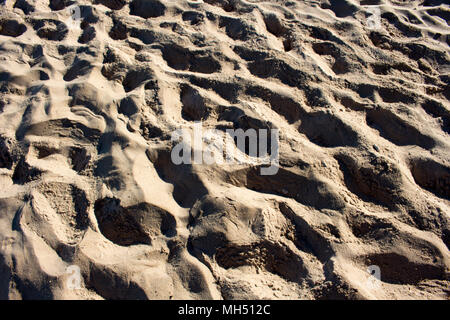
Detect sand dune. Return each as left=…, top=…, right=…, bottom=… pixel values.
left=0, top=0, right=449, bottom=299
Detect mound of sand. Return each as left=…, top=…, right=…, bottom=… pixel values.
left=0, top=0, right=449, bottom=299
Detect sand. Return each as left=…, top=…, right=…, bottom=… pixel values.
left=0, top=0, right=449, bottom=300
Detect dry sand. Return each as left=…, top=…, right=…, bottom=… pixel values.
left=0, top=0, right=449, bottom=299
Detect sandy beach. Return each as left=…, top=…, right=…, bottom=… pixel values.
left=0, top=0, right=449, bottom=299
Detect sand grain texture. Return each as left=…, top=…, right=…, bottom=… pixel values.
left=0, top=0, right=449, bottom=299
